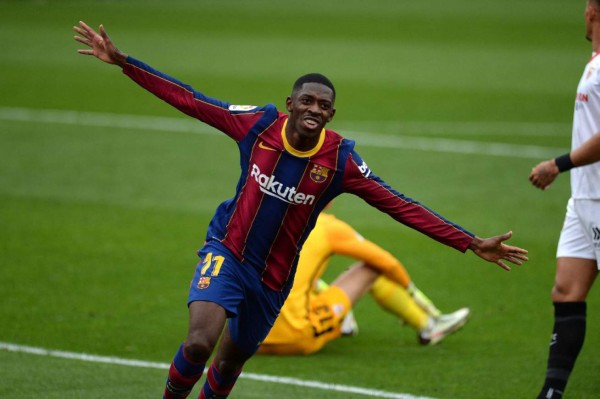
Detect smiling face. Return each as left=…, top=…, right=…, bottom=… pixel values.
left=286, top=82, right=336, bottom=139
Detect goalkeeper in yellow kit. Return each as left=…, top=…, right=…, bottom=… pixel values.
left=258, top=209, right=470, bottom=355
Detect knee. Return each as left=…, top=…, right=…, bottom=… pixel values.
left=213, top=358, right=245, bottom=376
left=551, top=282, right=585, bottom=302
left=551, top=284, right=567, bottom=302
left=183, top=333, right=216, bottom=363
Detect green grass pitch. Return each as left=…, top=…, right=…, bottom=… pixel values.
left=1, top=1, right=598, bottom=398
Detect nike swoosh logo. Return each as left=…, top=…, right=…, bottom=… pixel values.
left=258, top=141, right=277, bottom=151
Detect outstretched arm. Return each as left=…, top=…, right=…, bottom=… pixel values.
left=468, top=231, right=528, bottom=271
left=73, top=21, right=127, bottom=67
left=72, top=21, right=265, bottom=141
left=326, top=215, right=411, bottom=288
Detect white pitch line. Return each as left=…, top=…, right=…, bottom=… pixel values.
left=0, top=106, right=220, bottom=136
left=0, top=106, right=568, bottom=159
left=0, top=342, right=435, bottom=399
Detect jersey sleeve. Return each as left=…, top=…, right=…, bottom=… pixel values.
left=122, top=56, right=266, bottom=142
left=324, top=215, right=411, bottom=287
left=341, top=150, right=475, bottom=253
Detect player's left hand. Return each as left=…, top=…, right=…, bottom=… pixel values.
left=529, top=159, right=559, bottom=190
left=469, top=231, right=529, bottom=271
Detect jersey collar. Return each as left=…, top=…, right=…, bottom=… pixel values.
left=281, top=119, right=326, bottom=158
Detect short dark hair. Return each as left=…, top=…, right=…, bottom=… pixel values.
left=292, top=73, right=336, bottom=100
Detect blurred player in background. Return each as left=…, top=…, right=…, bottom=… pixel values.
left=74, top=21, right=528, bottom=399
left=529, top=1, right=600, bottom=398
left=258, top=206, right=470, bottom=356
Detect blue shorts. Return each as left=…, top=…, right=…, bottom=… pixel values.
left=188, top=240, right=290, bottom=354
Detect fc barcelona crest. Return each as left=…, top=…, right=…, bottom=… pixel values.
left=197, top=276, right=211, bottom=289
left=310, top=164, right=329, bottom=183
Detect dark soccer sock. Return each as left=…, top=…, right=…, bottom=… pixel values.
left=198, top=362, right=242, bottom=399
left=163, top=344, right=206, bottom=399
left=537, top=302, right=586, bottom=399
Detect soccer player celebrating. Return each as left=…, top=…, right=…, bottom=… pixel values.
left=529, top=1, right=600, bottom=398
left=74, top=21, right=528, bottom=399
left=258, top=208, right=470, bottom=356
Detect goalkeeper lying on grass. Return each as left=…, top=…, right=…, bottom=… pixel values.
left=258, top=204, right=469, bottom=356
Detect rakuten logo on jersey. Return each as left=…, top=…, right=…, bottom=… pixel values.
left=250, top=164, right=315, bottom=205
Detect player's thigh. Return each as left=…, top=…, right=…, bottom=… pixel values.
left=187, top=300, right=227, bottom=351
left=553, top=199, right=599, bottom=301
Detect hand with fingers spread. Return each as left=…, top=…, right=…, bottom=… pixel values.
left=73, top=20, right=127, bottom=67
left=468, top=231, right=529, bottom=271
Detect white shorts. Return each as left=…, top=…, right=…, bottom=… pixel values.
left=556, top=198, right=600, bottom=269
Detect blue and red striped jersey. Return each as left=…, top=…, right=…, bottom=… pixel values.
left=123, top=56, right=475, bottom=291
